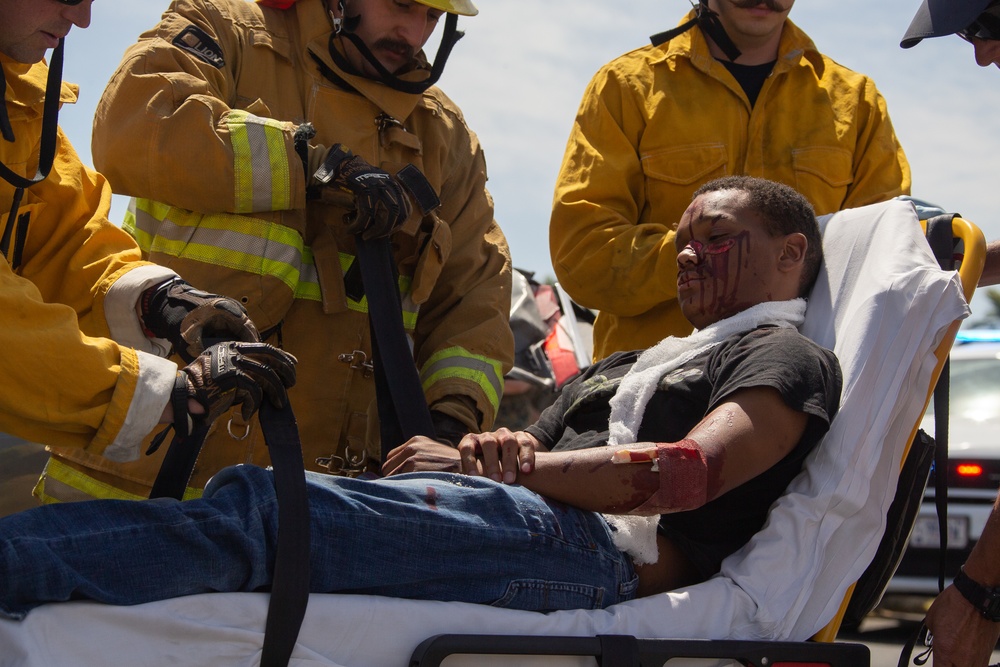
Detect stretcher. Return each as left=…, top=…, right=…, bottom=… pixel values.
left=0, top=198, right=983, bottom=667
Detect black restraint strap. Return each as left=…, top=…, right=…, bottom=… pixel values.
left=354, top=236, right=436, bottom=460
left=147, top=375, right=206, bottom=500
left=150, top=400, right=311, bottom=667
left=893, top=214, right=963, bottom=667
left=925, top=214, right=956, bottom=592
left=257, top=400, right=311, bottom=667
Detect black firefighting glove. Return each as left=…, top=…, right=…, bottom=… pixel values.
left=179, top=341, right=298, bottom=427
left=312, top=143, right=412, bottom=240
left=140, top=278, right=260, bottom=363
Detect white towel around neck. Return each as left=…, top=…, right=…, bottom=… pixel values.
left=603, top=298, right=808, bottom=565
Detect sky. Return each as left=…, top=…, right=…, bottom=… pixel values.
left=58, top=0, right=1000, bottom=321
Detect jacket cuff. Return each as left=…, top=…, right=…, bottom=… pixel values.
left=102, top=350, right=178, bottom=463
left=105, top=264, right=179, bottom=356
left=429, top=395, right=482, bottom=435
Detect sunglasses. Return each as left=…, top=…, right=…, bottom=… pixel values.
left=960, top=2, right=1000, bottom=41
left=55, top=0, right=88, bottom=5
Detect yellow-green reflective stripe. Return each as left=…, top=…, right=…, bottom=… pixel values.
left=123, top=201, right=141, bottom=242
left=420, top=347, right=504, bottom=410
left=130, top=199, right=321, bottom=301
left=128, top=199, right=420, bottom=326
left=227, top=110, right=292, bottom=213
left=39, top=458, right=203, bottom=503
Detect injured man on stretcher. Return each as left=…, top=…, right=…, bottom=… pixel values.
left=0, top=176, right=842, bottom=619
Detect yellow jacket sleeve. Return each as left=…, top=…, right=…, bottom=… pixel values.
left=1, top=57, right=176, bottom=457
left=92, top=0, right=308, bottom=215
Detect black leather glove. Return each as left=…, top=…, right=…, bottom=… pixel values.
left=312, top=143, right=411, bottom=240
left=180, top=341, right=298, bottom=425
left=140, top=278, right=259, bottom=363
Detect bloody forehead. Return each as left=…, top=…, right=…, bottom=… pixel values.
left=688, top=189, right=749, bottom=219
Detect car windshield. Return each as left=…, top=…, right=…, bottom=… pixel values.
left=927, top=352, right=1000, bottom=422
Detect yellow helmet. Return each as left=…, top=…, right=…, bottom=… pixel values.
left=416, top=0, right=478, bottom=16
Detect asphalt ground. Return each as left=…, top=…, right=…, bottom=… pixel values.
left=1, top=434, right=999, bottom=664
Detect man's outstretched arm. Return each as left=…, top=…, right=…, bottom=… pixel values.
left=384, top=386, right=807, bottom=515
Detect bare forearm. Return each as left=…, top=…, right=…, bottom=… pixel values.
left=964, top=493, right=1000, bottom=585
left=517, top=447, right=659, bottom=514
left=979, top=240, right=1000, bottom=288
left=923, top=494, right=1000, bottom=666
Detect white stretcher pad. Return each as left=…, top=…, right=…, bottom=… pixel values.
left=0, top=200, right=970, bottom=666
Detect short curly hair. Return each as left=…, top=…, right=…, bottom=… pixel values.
left=692, top=176, right=822, bottom=296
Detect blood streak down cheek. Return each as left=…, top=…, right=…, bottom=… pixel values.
left=631, top=439, right=725, bottom=513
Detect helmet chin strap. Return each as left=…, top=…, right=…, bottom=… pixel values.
left=0, top=39, right=62, bottom=187
left=0, top=38, right=64, bottom=257
left=326, top=11, right=464, bottom=95
left=649, top=0, right=742, bottom=61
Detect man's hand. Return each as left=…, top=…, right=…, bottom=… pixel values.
left=181, top=341, right=297, bottom=424
left=925, top=584, right=1000, bottom=667
left=457, top=428, right=543, bottom=483
left=141, top=278, right=259, bottom=362
left=312, top=144, right=411, bottom=240
left=382, top=429, right=544, bottom=483
left=382, top=436, right=462, bottom=476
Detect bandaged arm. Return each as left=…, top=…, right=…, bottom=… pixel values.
left=516, top=386, right=809, bottom=514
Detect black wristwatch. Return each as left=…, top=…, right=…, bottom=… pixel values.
left=953, top=567, right=1000, bottom=622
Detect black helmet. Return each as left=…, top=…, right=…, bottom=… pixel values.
left=901, top=0, right=996, bottom=48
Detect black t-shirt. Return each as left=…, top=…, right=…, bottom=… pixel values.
left=720, top=59, right=777, bottom=107
left=525, top=326, right=842, bottom=578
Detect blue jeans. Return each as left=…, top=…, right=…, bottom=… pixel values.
left=0, top=466, right=637, bottom=619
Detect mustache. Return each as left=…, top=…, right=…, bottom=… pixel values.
left=372, top=38, right=415, bottom=62
left=729, top=0, right=786, bottom=10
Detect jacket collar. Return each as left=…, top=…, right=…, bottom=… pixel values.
left=1, top=54, right=77, bottom=118
left=658, top=9, right=820, bottom=76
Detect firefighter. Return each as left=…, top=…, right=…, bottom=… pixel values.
left=0, top=0, right=296, bottom=501
left=66, top=0, right=513, bottom=501
left=550, top=0, right=911, bottom=360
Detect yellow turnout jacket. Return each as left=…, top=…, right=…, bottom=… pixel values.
left=0, top=55, right=178, bottom=491
left=57, top=0, right=513, bottom=501
left=551, top=15, right=910, bottom=359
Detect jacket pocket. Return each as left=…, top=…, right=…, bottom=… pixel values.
left=641, top=144, right=727, bottom=226
left=641, top=144, right=728, bottom=185
left=792, top=146, right=853, bottom=214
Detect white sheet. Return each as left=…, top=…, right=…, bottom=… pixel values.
left=0, top=200, right=970, bottom=667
